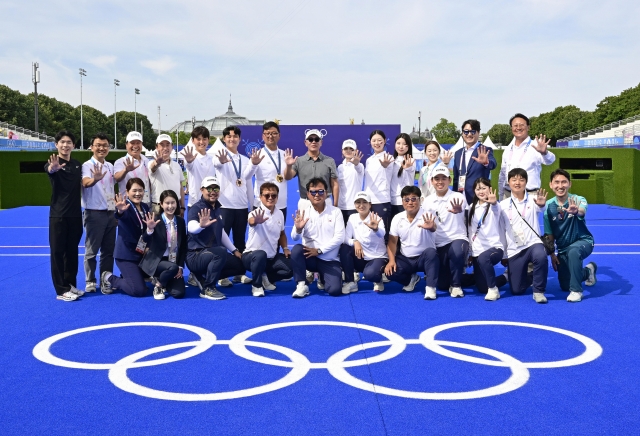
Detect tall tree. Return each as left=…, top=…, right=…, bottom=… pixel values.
left=430, top=118, right=460, bottom=145
left=485, top=124, right=513, bottom=146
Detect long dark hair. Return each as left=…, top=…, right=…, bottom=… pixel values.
left=466, top=177, right=492, bottom=230
left=393, top=133, right=413, bottom=178
left=158, top=189, right=180, bottom=216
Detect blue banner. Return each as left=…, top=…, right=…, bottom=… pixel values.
left=0, top=138, right=55, bottom=150
left=568, top=137, right=624, bottom=148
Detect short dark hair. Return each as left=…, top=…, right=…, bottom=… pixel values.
left=306, top=177, right=327, bottom=191
left=90, top=132, right=111, bottom=147
left=260, top=182, right=280, bottom=195
left=126, top=177, right=145, bottom=191
left=262, top=121, right=280, bottom=133
left=159, top=190, right=180, bottom=210
left=508, top=168, right=528, bottom=181
left=55, top=130, right=76, bottom=145
left=550, top=168, right=571, bottom=182
left=400, top=185, right=421, bottom=198
left=191, top=126, right=210, bottom=139
left=509, top=113, right=530, bottom=126
left=424, top=140, right=441, bottom=152
left=222, top=126, right=242, bottom=138
left=461, top=119, right=481, bottom=131
left=369, top=129, right=386, bottom=141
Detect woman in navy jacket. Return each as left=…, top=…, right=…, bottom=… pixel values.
left=101, top=177, right=150, bottom=297
left=139, top=190, right=187, bottom=300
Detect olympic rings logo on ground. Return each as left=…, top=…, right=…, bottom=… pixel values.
left=32, top=321, right=603, bottom=402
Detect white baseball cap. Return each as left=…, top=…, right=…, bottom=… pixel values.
left=431, top=165, right=451, bottom=178
left=354, top=191, right=371, bottom=203
left=305, top=129, right=324, bottom=140
left=201, top=176, right=220, bottom=188
left=126, top=131, right=143, bottom=143
left=342, top=139, right=357, bottom=150
left=156, top=134, right=173, bottom=144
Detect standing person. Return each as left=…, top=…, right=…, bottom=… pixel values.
left=46, top=130, right=84, bottom=301
left=544, top=169, right=597, bottom=302
left=385, top=185, right=439, bottom=299
left=340, top=192, right=388, bottom=293
left=114, top=131, right=151, bottom=206
left=418, top=140, right=452, bottom=201
left=498, top=113, right=555, bottom=200
left=423, top=166, right=469, bottom=298
left=139, top=190, right=188, bottom=300
left=337, top=139, right=365, bottom=224
left=364, top=130, right=395, bottom=240
left=149, top=134, right=185, bottom=216
left=390, top=133, right=417, bottom=217
left=242, top=182, right=293, bottom=297
left=500, top=168, right=549, bottom=303
left=254, top=122, right=288, bottom=222
left=81, top=133, right=117, bottom=293
left=101, top=178, right=151, bottom=297
left=283, top=129, right=339, bottom=209
left=452, top=120, right=497, bottom=204
left=290, top=178, right=346, bottom=298
left=180, top=126, right=215, bottom=208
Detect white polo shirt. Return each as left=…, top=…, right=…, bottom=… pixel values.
left=181, top=149, right=215, bottom=207
left=389, top=207, right=436, bottom=258
left=344, top=213, right=387, bottom=260
left=244, top=205, right=285, bottom=259
left=499, top=194, right=545, bottom=258
left=390, top=156, right=416, bottom=206
left=337, top=160, right=364, bottom=210
left=423, top=190, right=468, bottom=248
left=290, top=203, right=344, bottom=262
left=114, top=154, right=150, bottom=203
left=254, top=147, right=287, bottom=210
left=149, top=160, right=185, bottom=203
left=467, top=202, right=504, bottom=257
left=498, top=137, right=556, bottom=194
left=81, top=159, right=115, bottom=210
left=364, top=152, right=394, bottom=204
left=214, top=150, right=258, bottom=210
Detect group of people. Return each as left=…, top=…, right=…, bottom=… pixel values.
left=46, top=113, right=597, bottom=304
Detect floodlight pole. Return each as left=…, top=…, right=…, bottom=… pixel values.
left=32, top=62, right=40, bottom=133
left=135, top=88, right=140, bottom=132
left=114, top=79, right=120, bottom=148
left=79, top=68, right=87, bottom=148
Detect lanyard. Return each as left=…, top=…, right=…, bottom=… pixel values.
left=227, top=151, right=242, bottom=180
left=508, top=139, right=531, bottom=169
left=508, top=193, right=529, bottom=222
left=90, top=158, right=113, bottom=185
left=262, top=147, right=281, bottom=174
left=470, top=203, right=490, bottom=242
left=459, top=143, right=478, bottom=175
left=128, top=199, right=145, bottom=230
left=128, top=155, right=148, bottom=179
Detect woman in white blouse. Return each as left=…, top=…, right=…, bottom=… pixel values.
left=390, top=133, right=417, bottom=218
left=418, top=140, right=452, bottom=201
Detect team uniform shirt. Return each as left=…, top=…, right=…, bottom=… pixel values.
left=466, top=202, right=504, bottom=257
left=344, top=213, right=387, bottom=261
left=418, top=160, right=443, bottom=200
left=214, top=150, right=258, bottom=209
left=244, top=205, right=285, bottom=258
left=543, top=194, right=594, bottom=253
left=423, top=190, right=468, bottom=248
left=389, top=207, right=437, bottom=257
left=45, top=157, right=82, bottom=218
left=254, top=147, right=287, bottom=210
left=290, top=203, right=344, bottom=262
left=337, top=159, right=364, bottom=210
left=499, top=194, right=545, bottom=258
left=114, top=154, right=151, bottom=203
left=181, top=148, right=216, bottom=207
left=81, top=159, right=116, bottom=210
left=364, top=152, right=394, bottom=204
left=498, top=137, right=556, bottom=193
left=390, top=156, right=416, bottom=206
left=149, top=160, right=185, bottom=203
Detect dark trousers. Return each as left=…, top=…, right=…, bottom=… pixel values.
left=241, top=251, right=293, bottom=288
left=110, top=258, right=148, bottom=297
left=436, top=240, right=469, bottom=289
left=557, top=240, right=593, bottom=293
left=220, top=208, right=248, bottom=253
left=387, top=248, right=438, bottom=287
left=339, top=244, right=387, bottom=283
left=154, top=259, right=186, bottom=298
left=507, top=244, right=548, bottom=295
left=49, top=217, right=83, bottom=295
left=341, top=209, right=357, bottom=226
left=391, top=204, right=405, bottom=218
left=186, top=247, right=229, bottom=289
left=371, top=202, right=392, bottom=243
left=83, top=209, right=117, bottom=283
left=291, top=245, right=342, bottom=296
left=471, top=247, right=504, bottom=293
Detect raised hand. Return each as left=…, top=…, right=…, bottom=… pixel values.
left=363, top=212, right=381, bottom=231
left=471, top=145, right=490, bottom=166
left=154, top=151, right=167, bottom=166
left=402, top=156, right=415, bottom=170
left=441, top=150, right=453, bottom=165
left=90, top=162, right=107, bottom=181
left=182, top=146, right=197, bottom=164
left=216, top=149, right=230, bottom=164
left=533, top=134, right=551, bottom=154
left=252, top=208, right=270, bottom=225
left=448, top=198, right=464, bottom=214
left=250, top=148, right=265, bottom=165
left=486, top=188, right=498, bottom=205
left=349, top=150, right=364, bottom=166
left=124, top=156, right=141, bottom=172
left=284, top=148, right=297, bottom=166
left=354, top=241, right=364, bottom=259
left=198, top=208, right=218, bottom=228
left=114, top=193, right=130, bottom=213
left=379, top=153, right=394, bottom=168
left=535, top=188, right=548, bottom=207
left=143, top=212, right=161, bottom=230
left=419, top=213, right=437, bottom=230
left=293, top=209, right=309, bottom=233
left=47, top=154, right=66, bottom=173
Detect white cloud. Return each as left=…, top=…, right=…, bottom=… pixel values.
left=89, top=55, right=117, bottom=69
left=140, top=56, right=177, bottom=75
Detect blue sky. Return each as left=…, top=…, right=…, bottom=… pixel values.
left=1, top=0, right=639, bottom=134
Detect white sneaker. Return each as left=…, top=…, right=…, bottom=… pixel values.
left=567, top=291, right=582, bottom=302
left=585, top=262, right=597, bottom=287
left=373, top=282, right=384, bottom=292
left=533, top=292, right=548, bottom=304
left=84, top=282, right=96, bottom=293
left=292, top=282, right=310, bottom=298
left=56, top=291, right=79, bottom=302
left=233, top=275, right=252, bottom=284
left=218, top=278, right=233, bottom=287
left=354, top=272, right=360, bottom=282
left=342, top=282, right=358, bottom=294
left=153, top=286, right=166, bottom=300
left=424, top=286, right=437, bottom=300
left=317, top=279, right=325, bottom=290
left=485, top=287, right=500, bottom=301
left=261, top=274, right=276, bottom=291
left=450, top=287, right=464, bottom=298
left=382, top=274, right=390, bottom=283
left=69, top=285, right=85, bottom=297
left=252, top=286, right=265, bottom=297
left=402, top=274, right=420, bottom=292
left=305, top=270, right=314, bottom=284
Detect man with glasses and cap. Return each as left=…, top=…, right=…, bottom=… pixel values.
left=149, top=133, right=185, bottom=216
left=114, top=131, right=151, bottom=207
left=254, top=121, right=289, bottom=222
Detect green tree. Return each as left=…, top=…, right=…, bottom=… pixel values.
left=485, top=124, right=514, bottom=146
left=430, top=118, right=460, bottom=145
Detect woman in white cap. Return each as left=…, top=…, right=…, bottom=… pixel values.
left=337, top=139, right=364, bottom=225
left=418, top=140, right=452, bottom=201
left=390, top=133, right=416, bottom=218
left=339, top=191, right=388, bottom=293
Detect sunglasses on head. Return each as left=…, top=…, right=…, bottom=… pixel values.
left=462, top=129, right=478, bottom=136
left=205, top=186, right=220, bottom=193
left=262, top=193, right=278, bottom=200
left=307, top=136, right=321, bottom=143
left=309, top=189, right=325, bottom=196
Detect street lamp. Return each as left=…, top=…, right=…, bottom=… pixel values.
left=157, top=106, right=161, bottom=132
left=418, top=111, right=422, bottom=143
left=79, top=69, right=87, bottom=149
left=114, top=79, right=120, bottom=148
left=135, top=88, right=140, bottom=133
left=32, top=62, right=40, bottom=133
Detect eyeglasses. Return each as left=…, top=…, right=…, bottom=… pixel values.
left=205, top=187, right=220, bottom=193
left=263, top=132, right=279, bottom=137
left=511, top=124, right=527, bottom=129
left=307, top=137, right=321, bottom=143
left=462, top=130, right=478, bottom=136
left=262, top=193, right=278, bottom=199
left=309, top=189, right=326, bottom=196
left=402, top=196, right=420, bottom=203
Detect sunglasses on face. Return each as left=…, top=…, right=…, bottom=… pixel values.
left=263, top=132, right=279, bottom=137
left=402, top=196, right=420, bottom=203
left=462, top=130, right=478, bottom=136
left=205, top=187, right=220, bottom=193
left=307, top=137, right=321, bottom=143
left=309, top=189, right=326, bottom=196
left=262, top=193, right=278, bottom=200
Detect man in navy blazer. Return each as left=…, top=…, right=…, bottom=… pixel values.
left=452, top=119, right=497, bottom=204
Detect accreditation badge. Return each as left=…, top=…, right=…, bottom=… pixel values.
left=458, top=175, right=466, bottom=192
left=135, top=236, right=147, bottom=254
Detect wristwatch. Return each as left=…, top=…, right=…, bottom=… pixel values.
left=317, top=249, right=323, bottom=254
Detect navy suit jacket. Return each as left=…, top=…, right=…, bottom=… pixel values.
left=452, top=144, right=497, bottom=204
left=114, top=203, right=150, bottom=261
left=139, top=215, right=187, bottom=276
